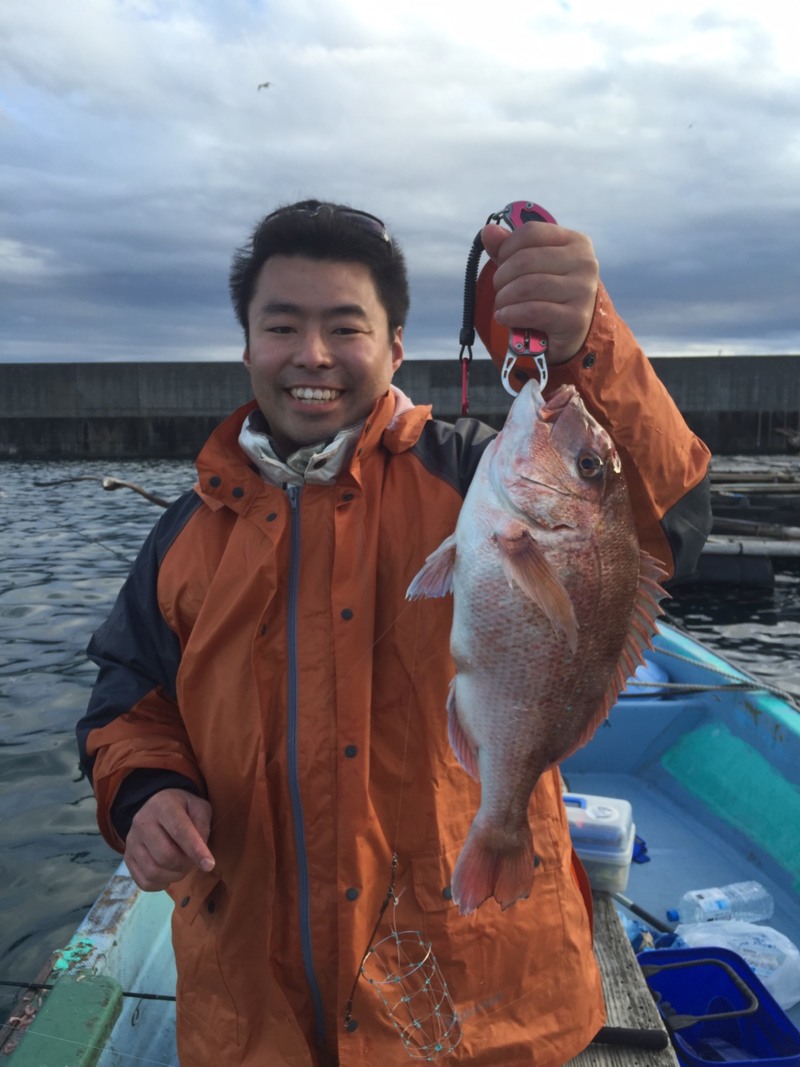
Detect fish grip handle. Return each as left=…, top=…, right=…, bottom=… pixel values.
left=641, top=957, right=760, bottom=1032
left=457, top=200, right=557, bottom=415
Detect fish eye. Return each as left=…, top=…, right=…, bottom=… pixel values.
left=577, top=450, right=603, bottom=479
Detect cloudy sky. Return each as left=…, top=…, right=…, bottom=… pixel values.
left=1, top=0, right=798, bottom=363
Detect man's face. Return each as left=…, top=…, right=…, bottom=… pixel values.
left=244, top=255, right=404, bottom=458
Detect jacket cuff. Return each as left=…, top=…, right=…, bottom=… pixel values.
left=544, top=282, right=616, bottom=392
left=111, top=769, right=203, bottom=841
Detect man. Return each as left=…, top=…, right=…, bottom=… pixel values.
left=78, top=200, right=711, bottom=1066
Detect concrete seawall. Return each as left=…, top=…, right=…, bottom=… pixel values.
left=1, top=356, right=798, bottom=459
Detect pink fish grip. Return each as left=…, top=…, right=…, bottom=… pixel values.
left=493, top=202, right=558, bottom=396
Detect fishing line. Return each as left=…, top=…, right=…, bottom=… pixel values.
left=0, top=979, right=174, bottom=1001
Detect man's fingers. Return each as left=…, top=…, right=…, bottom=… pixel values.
left=125, top=823, right=194, bottom=890
left=482, top=220, right=574, bottom=263
left=481, top=222, right=511, bottom=261
left=160, top=797, right=215, bottom=871
left=126, top=790, right=215, bottom=890
left=478, top=219, right=598, bottom=363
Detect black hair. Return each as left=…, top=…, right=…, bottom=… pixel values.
left=229, top=199, right=410, bottom=342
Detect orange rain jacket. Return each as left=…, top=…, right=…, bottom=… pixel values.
left=79, top=287, right=711, bottom=1067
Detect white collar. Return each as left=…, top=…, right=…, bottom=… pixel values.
left=238, top=412, right=363, bottom=487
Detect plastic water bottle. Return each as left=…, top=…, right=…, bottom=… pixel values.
left=667, top=880, right=774, bottom=924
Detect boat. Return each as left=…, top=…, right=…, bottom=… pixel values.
left=2, top=620, right=799, bottom=1065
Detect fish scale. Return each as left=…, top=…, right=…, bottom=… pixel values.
left=407, top=379, right=667, bottom=915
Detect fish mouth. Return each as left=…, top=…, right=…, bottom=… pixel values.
left=540, top=385, right=579, bottom=422
left=507, top=381, right=579, bottom=432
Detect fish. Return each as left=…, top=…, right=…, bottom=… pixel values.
left=406, top=380, right=667, bottom=915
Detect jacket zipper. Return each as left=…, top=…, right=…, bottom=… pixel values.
left=286, top=484, right=327, bottom=1047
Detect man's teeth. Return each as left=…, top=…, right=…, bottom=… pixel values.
left=290, top=387, right=341, bottom=403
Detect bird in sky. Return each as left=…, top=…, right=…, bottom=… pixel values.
left=258, top=82, right=271, bottom=90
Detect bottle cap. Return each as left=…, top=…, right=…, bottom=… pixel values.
left=666, top=908, right=679, bottom=923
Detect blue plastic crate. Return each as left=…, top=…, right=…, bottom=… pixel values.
left=637, top=946, right=800, bottom=1067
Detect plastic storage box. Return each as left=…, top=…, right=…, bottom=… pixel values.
left=637, top=945, right=800, bottom=1067
left=563, top=792, right=635, bottom=893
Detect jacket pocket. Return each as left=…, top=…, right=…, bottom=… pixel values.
left=409, top=841, right=463, bottom=913
left=170, top=866, right=222, bottom=925
left=171, top=869, right=241, bottom=1051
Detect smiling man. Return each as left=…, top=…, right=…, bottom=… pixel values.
left=78, top=199, right=711, bottom=1067
left=243, top=254, right=404, bottom=457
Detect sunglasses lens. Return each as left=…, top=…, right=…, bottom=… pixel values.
left=338, top=210, right=390, bottom=243
left=263, top=205, right=389, bottom=244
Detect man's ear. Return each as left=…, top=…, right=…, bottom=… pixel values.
left=391, top=326, right=404, bottom=373
left=242, top=345, right=251, bottom=368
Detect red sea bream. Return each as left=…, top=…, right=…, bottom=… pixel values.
left=407, top=380, right=667, bottom=915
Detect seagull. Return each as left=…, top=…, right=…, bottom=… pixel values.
left=257, top=82, right=271, bottom=90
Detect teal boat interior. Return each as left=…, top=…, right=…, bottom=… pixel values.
left=564, top=621, right=800, bottom=1029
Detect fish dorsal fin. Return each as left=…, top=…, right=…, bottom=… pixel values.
left=406, top=534, right=457, bottom=599
left=564, top=549, right=669, bottom=757
left=495, top=524, right=579, bottom=652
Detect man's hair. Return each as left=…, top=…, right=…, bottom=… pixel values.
left=229, top=199, right=410, bottom=341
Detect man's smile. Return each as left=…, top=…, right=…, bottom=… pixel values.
left=288, top=386, right=343, bottom=403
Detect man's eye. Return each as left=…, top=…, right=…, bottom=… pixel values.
left=266, top=325, right=295, bottom=334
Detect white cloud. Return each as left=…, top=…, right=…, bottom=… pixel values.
left=0, top=238, right=62, bottom=279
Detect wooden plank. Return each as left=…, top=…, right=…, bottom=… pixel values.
left=567, top=893, right=677, bottom=1067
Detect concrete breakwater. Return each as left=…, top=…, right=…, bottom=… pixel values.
left=1, top=356, right=798, bottom=459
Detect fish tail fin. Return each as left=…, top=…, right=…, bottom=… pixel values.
left=451, top=823, right=535, bottom=916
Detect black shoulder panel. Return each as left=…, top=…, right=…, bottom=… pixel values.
left=662, top=474, right=713, bottom=584
left=77, top=491, right=204, bottom=782
left=409, top=417, right=497, bottom=498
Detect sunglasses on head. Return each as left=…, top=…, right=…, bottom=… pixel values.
left=262, top=204, right=391, bottom=246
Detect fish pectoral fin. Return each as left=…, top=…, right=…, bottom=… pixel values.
left=495, top=526, right=579, bottom=652
left=406, top=534, right=457, bottom=599
left=447, top=681, right=480, bottom=780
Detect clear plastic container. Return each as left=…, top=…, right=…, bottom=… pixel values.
left=563, top=793, right=635, bottom=893
left=666, top=880, right=774, bottom=924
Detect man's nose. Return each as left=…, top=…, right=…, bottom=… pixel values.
left=293, top=329, right=333, bottom=367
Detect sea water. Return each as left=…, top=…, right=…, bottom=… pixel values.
left=1, top=456, right=799, bottom=1019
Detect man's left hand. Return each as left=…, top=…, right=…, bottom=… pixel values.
left=481, top=221, right=599, bottom=365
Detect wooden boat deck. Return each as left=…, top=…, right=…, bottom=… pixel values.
left=568, top=893, right=676, bottom=1067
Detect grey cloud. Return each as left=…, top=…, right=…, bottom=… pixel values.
left=1, top=1, right=798, bottom=361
